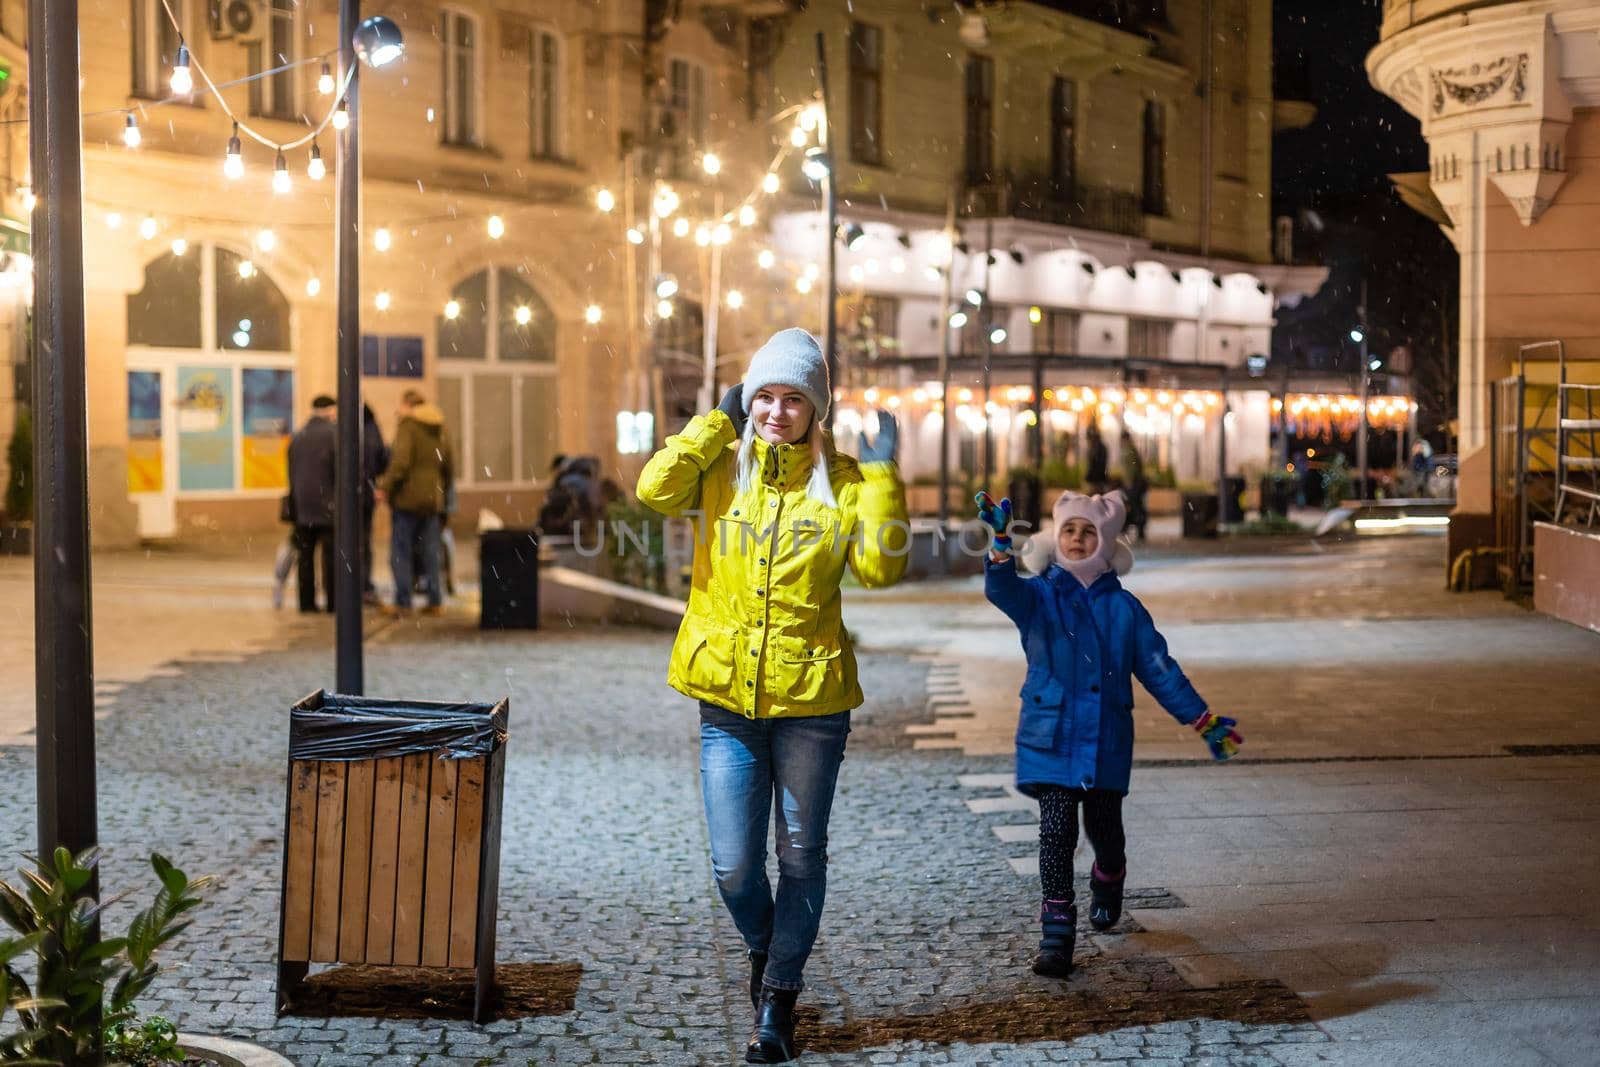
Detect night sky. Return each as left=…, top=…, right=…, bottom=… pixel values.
left=1272, top=0, right=1428, bottom=211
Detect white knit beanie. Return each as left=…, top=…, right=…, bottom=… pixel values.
left=1052, top=489, right=1134, bottom=587
left=741, top=328, right=831, bottom=419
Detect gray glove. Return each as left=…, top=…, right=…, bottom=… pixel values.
left=859, top=410, right=898, bottom=465
left=716, top=384, right=747, bottom=438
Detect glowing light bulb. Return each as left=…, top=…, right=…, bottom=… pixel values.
left=170, top=45, right=193, bottom=95
left=514, top=305, right=532, bottom=326
left=444, top=299, right=461, bottom=320
left=626, top=228, right=645, bottom=245
left=801, top=103, right=823, bottom=132
left=307, top=143, right=326, bottom=181
left=654, top=186, right=679, bottom=218
left=306, top=277, right=321, bottom=297
left=20, top=188, right=35, bottom=212
left=656, top=298, right=674, bottom=319
left=701, top=152, right=722, bottom=175
left=758, top=249, right=775, bottom=270
left=123, top=113, right=142, bottom=148
left=790, top=126, right=808, bottom=148
left=375, top=290, right=391, bottom=311
left=237, top=259, right=256, bottom=279
left=1029, top=305, right=1043, bottom=324
left=170, top=238, right=187, bottom=256
left=672, top=217, right=690, bottom=238
left=373, top=227, right=392, bottom=252
left=138, top=216, right=158, bottom=240
left=332, top=101, right=350, bottom=130
left=272, top=151, right=291, bottom=194
left=795, top=276, right=813, bottom=295
left=224, top=126, right=244, bottom=179
left=713, top=223, right=732, bottom=246
left=949, top=311, right=968, bottom=329
left=738, top=204, right=757, bottom=227
left=105, top=212, right=122, bottom=230
left=318, top=62, right=335, bottom=96
left=596, top=188, right=616, bottom=212
left=694, top=225, right=711, bottom=247
left=726, top=290, right=744, bottom=310
left=487, top=215, right=505, bottom=239
left=762, top=172, right=780, bottom=195
left=585, top=304, right=603, bottom=325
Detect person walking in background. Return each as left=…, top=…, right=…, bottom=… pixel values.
left=637, top=328, right=908, bottom=1063
left=286, top=394, right=338, bottom=613
left=976, top=489, right=1242, bottom=979
left=1119, top=429, right=1150, bottom=543
left=376, top=388, right=453, bottom=618
left=361, top=402, right=391, bottom=606
left=1085, top=421, right=1109, bottom=493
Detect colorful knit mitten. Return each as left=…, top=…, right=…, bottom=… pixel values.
left=975, top=492, right=1014, bottom=556
left=1192, top=711, right=1243, bottom=761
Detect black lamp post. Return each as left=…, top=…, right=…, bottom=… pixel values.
left=335, top=9, right=404, bottom=695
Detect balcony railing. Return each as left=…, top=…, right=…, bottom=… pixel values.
left=1381, top=1, right=1514, bottom=40
left=964, top=174, right=1145, bottom=239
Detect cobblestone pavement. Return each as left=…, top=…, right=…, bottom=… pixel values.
left=2, top=535, right=1596, bottom=1065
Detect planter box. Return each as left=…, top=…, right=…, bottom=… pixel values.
left=1181, top=493, right=1220, bottom=538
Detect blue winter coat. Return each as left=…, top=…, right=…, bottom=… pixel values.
left=985, top=556, right=1208, bottom=796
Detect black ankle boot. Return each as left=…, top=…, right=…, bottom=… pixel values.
left=745, top=985, right=800, bottom=1063
left=1031, top=898, right=1076, bottom=979
left=1088, top=865, right=1126, bottom=931
left=748, top=949, right=768, bottom=1011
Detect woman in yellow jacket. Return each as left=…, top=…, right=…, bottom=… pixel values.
left=637, top=328, right=907, bottom=1063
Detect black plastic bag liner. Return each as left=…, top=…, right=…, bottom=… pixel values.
left=289, top=689, right=509, bottom=762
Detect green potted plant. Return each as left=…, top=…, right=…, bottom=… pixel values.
left=1, top=406, right=31, bottom=555
left=1, top=847, right=209, bottom=1064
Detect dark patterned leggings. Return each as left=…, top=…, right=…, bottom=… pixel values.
left=1037, top=787, right=1127, bottom=901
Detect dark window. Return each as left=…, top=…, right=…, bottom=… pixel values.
left=127, top=251, right=202, bottom=348
left=1127, top=317, right=1172, bottom=359
left=495, top=269, right=555, bottom=363
left=1142, top=99, right=1167, bottom=216
left=960, top=305, right=1009, bottom=356
left=216, top=248, right=290, bottom=352
left=1050, top=78, right=1076, bottom=197
left=848, top=23, right=883, bottom=166
left=249, top=0, right=297, bottom=120
left=132, top=0, right=184, bottom=99
left=1037, top=309, right=1079, bottom=355
left=530, top=29, right=561, bottom=158
left=964, top=55, right=994, bottom=185
left=838, top=293, right=899, bottom=362
left=442, top=9, right=480, bottom=146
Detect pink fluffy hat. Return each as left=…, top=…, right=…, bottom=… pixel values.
left=1052, top=490, right=1135, bottom=586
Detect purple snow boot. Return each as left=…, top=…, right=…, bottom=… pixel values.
left=1031, top=898, right=1076, bottom=978
left=1088, top=864, right=1126, bottom=931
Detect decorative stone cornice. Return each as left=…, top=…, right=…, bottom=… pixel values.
left=1367, top=3, right=1600, bottom=225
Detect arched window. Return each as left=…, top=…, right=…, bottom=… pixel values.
left=436, top=267, right=558, bottom=486
left=128, top=251, right=203, bottom=349
left=127, top=244, right=291, bottom=353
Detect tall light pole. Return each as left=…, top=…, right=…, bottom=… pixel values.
left=1354, top=278, right=1370, bottom=500
left=31, top=0, right=100, bottom=993
left=336, top=10, right=405, bottom=694
left=815, top=32, right=838, bottom=428
left=697, top=154, right=724, bottom=413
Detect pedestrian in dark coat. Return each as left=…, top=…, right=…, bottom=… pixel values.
left=286, top=395, right=338, bottom=613
left=1085, top=422, right=1109, bottom=492
left=975, top=489, right=1242, bottom=980
left=1119, top=430, right=1150, bottom=542
left=361, top=403, right=391, bottom=603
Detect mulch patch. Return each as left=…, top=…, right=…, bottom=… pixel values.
left=283, top=962, right=583, bottom=1021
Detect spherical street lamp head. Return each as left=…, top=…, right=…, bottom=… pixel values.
left=1349, top=328, right=1364, bottom=344
left=353, top=16, right=405, bottom=68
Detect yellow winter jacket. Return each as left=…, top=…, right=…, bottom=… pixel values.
left=636, top=411, right=910, bottom=719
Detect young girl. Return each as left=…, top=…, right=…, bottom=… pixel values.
left=976, top=489, right=1242, bottom=978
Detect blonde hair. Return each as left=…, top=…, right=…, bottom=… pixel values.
left=733, top=418, right=837, bottom=508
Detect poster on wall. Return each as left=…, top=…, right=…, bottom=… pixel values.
left=177, top=366, right=234, bottom=491
left=126, top=370, right=163, bottom=493
left=241, top=368, right=293, bottom=490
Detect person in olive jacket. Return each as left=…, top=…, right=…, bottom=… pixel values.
left=637, top=328, right=908, bottom=1064
left=286, top=394, right=338, bottom=613
left=376, top=388, right=453, bottom=616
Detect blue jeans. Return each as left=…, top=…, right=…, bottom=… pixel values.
left=699, top=702, right=851, bottom=992
left=389, top=508, right=441, bottom=608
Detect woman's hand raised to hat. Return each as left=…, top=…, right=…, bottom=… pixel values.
left=715, top=384, right=748, bottom=438
left=858, top=410, right=898, bottom=465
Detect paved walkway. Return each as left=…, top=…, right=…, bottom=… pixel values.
left=0, top=535, right=1596, bottom=1064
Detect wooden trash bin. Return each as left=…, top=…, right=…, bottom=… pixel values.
left=275, top=690, right=509, bottom=1022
